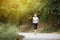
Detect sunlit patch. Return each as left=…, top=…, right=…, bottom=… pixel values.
left=0, top=0, right=41, bottom=13
left=0, top=0, right=47, bottom=25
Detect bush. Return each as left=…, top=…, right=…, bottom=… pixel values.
left=40, top=25, right=58, bottom=33
left=0, top=24, right=19, bottom=40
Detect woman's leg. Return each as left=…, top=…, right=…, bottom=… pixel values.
left=34, top=23, right=38, bottom=35
left=34, top=29, right=37, bottom=35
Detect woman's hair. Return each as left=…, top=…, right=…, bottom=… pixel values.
left=34, top=13, right=37, bottom=16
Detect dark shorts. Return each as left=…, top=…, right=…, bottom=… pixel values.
left=33, top=23, right=38, bottom=29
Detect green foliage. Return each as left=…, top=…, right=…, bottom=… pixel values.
left=40, top=26, right=58, bottom=33
left=57, top=29, right=60, bottom=32
left=0, top=0, right=42, bottom=25
left=38, top=0, right=60, bottom=26
left=0, top=24, right=19, bottom=40
left=0, top=0, right=60, bottom=33
left=39, top=0, right=60, bottom=32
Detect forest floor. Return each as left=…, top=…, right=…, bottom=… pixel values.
left=19, top=22, right=60, bottom=33
left=19, top=23, right=44, bottom=33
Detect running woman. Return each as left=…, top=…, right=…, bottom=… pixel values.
left=32, top=13, right=39, bottom=35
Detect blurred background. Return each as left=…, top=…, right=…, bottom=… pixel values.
left=0, top=0, right=60, bottom=33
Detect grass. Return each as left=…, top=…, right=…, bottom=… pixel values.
left=40, top=25, right=60, bottom=33
left=0, top=24, right=19, bottom=40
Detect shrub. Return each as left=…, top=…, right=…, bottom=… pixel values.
left=40, top=25, right=58, bottom=33
left=0, top=24, right=19, bottom=40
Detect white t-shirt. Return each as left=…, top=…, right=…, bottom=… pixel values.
left=33, top=17, right=39, bottom=23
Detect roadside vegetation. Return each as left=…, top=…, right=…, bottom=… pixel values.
left=0, top=0, right=60, bottom=34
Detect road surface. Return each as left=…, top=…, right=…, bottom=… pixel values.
left=19, top=32, right=60, bottom=40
